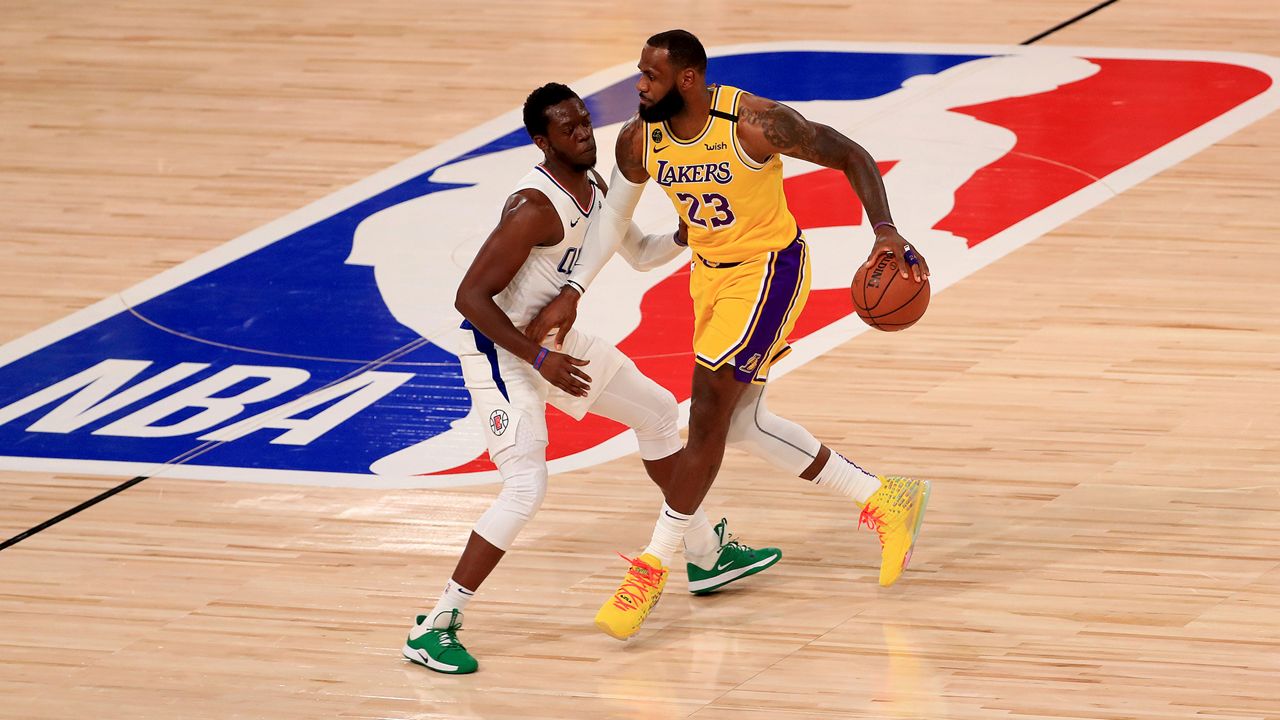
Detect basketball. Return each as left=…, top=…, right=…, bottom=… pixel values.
left=850, top=252, right=930, bottom=331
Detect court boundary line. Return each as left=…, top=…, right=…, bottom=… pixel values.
left=1022, top=0, right=1121, bottom=45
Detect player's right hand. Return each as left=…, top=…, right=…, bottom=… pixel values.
left=862, top=226, right=929, bottom=283
left=538, top=352, right=591, bottom=397
left=524, top=285, right=580, bottom=349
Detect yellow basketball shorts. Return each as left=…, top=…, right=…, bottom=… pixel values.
left=690, top=232, right=811, bottom=384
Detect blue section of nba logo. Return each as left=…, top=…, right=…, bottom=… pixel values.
left=0, top=50, right=983, bottom=479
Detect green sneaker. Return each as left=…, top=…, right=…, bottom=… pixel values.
left=686, top=518, right=782, bottom=595
left=402, top=609, right=477, bottom=674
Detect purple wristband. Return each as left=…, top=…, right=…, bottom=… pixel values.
left=533, top=347, right=549, bottom=370
left=873, top=221, right=896, bottom=232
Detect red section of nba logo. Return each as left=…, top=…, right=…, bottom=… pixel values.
left=783, top=162, right=898, bottom=230
left=434, top=55, right=1275, bottom=475
left=935, top=58, right=1272, bottom=246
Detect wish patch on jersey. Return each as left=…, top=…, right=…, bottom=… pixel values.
left=0, top=43, right=1276, bottom=488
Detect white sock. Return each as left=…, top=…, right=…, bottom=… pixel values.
left=814, top=451, right=882, bottom=503
left=642, top=502, right=691, bottom=566
left=683, top=509, right=720, bottom=568
left=412, top=579, right=475, bottom=638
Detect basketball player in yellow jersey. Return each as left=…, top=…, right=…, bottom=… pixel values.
left=528, top=29, right=933, bottom=640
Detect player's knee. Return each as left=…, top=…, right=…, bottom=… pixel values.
left=473, top=452, right=547, bottom=551
left=687, top=408, right=730, bottom=450
left=688, top=391, right=735, bottom=447
left=492, top=449, right=548, bottom=521
left=633, top=384, right=678, bottom=441
left=609, top=373, right=682, bottom=460
left=496, top=473, right=546, bottom=521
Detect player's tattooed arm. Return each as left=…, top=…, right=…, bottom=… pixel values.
left=737, top=96, right=928, bottom=281
left=456, top=191, right=591, bottom=396
left=615, top=116, right=651, bottom=184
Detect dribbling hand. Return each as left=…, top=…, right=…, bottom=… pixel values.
left=862, top=226, right=929, bottom=283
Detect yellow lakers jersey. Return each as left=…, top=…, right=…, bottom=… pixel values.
left=643, top=85, right=798, bottom=264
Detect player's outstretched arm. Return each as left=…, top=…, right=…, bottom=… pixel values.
left=737, top=96, right=928, bottom=282
left=455, top=191, right=592, bottom=397
left=525, top=117, right=654, bottom=346
left=617, top=219, right=687, bottom=271
left=565, top=116, right=652, bottom=291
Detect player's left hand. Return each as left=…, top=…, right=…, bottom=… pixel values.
left=862, top=226, right=929, bottom=283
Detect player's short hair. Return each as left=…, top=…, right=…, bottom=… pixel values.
left=646, top=29, right=707, bottom=73
left=522, top=82, right=580, bottom=139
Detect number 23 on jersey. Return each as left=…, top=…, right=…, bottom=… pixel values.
left=675, top=191, right=736, bottom=230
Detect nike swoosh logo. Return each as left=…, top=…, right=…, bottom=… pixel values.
left=716, top=561, right=733, bottom=570
left=653, top=145, right=669, bottom=154
left=570, top=217, right=580, bottom=227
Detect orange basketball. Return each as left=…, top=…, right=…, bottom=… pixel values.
left=851, top=252, right=930, bottom=331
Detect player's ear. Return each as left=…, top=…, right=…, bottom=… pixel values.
left=678, top=67, right=697, bottom=90
left=532, top=135, right=550, bottom=154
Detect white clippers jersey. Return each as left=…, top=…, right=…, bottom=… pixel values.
left=494, top=165, right=603, bottom=330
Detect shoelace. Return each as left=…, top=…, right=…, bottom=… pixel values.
left=858, top=504, right=888, bottom=546
left=436, top=627, right=463, bottom=649
left=715, top=519, right=748, bottom=554
left=859, top=479, right=916, bottom=545
left=433, top=610, right=466, bottom=651
left=721, top=531, right=748, bottom=554
left=611, top=553, right=665, bottom=611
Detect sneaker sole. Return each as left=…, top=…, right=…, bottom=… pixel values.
left=594, top=618, right=639, bottom=641
left=401, top=644, right=474, bottom=674
left=902, top=480, right=932, bottom=570
left=688, top=551, right=782, bottom=595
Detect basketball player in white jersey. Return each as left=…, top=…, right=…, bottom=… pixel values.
left=402, top=83, right=782, bottom=675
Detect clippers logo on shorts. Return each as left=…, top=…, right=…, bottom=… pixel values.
left=489, top=409, right=509, bottom=437
left=0, top=44, right=1276, bottom=488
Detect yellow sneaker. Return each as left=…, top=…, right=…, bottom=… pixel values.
left=594, top=553, right=668, bottom=640
left=859, top=475, right=931, bottom=587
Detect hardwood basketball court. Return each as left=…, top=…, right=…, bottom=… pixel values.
left=2, top=1, right=1278, bottom=718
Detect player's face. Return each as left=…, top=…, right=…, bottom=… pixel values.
left=540, top=98, right=597, bottom=170
left=636, top=46, right=685, bottom=122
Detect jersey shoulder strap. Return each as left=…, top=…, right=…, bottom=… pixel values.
left=708, top=84, right=739, bottom=122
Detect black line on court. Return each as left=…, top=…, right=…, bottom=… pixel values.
left=0, top=475, right=149, bottom=552
left=1, top=2, right=1124, bottom=553
left=1021, top=0, right=1120, bottom=44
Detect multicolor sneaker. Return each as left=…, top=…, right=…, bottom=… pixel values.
left=594, top=553, right=668, bottom=640
left=859, top=475, right=931, bottom=587
left=686, top=518, right=782, bottom=595
left=402, top=609, right=478, bottom=674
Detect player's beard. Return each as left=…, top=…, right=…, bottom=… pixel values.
left=638, top=85, right=686, bottom=122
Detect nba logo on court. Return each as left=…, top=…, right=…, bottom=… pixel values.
left=0, top=43, right=1276, bottom=488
